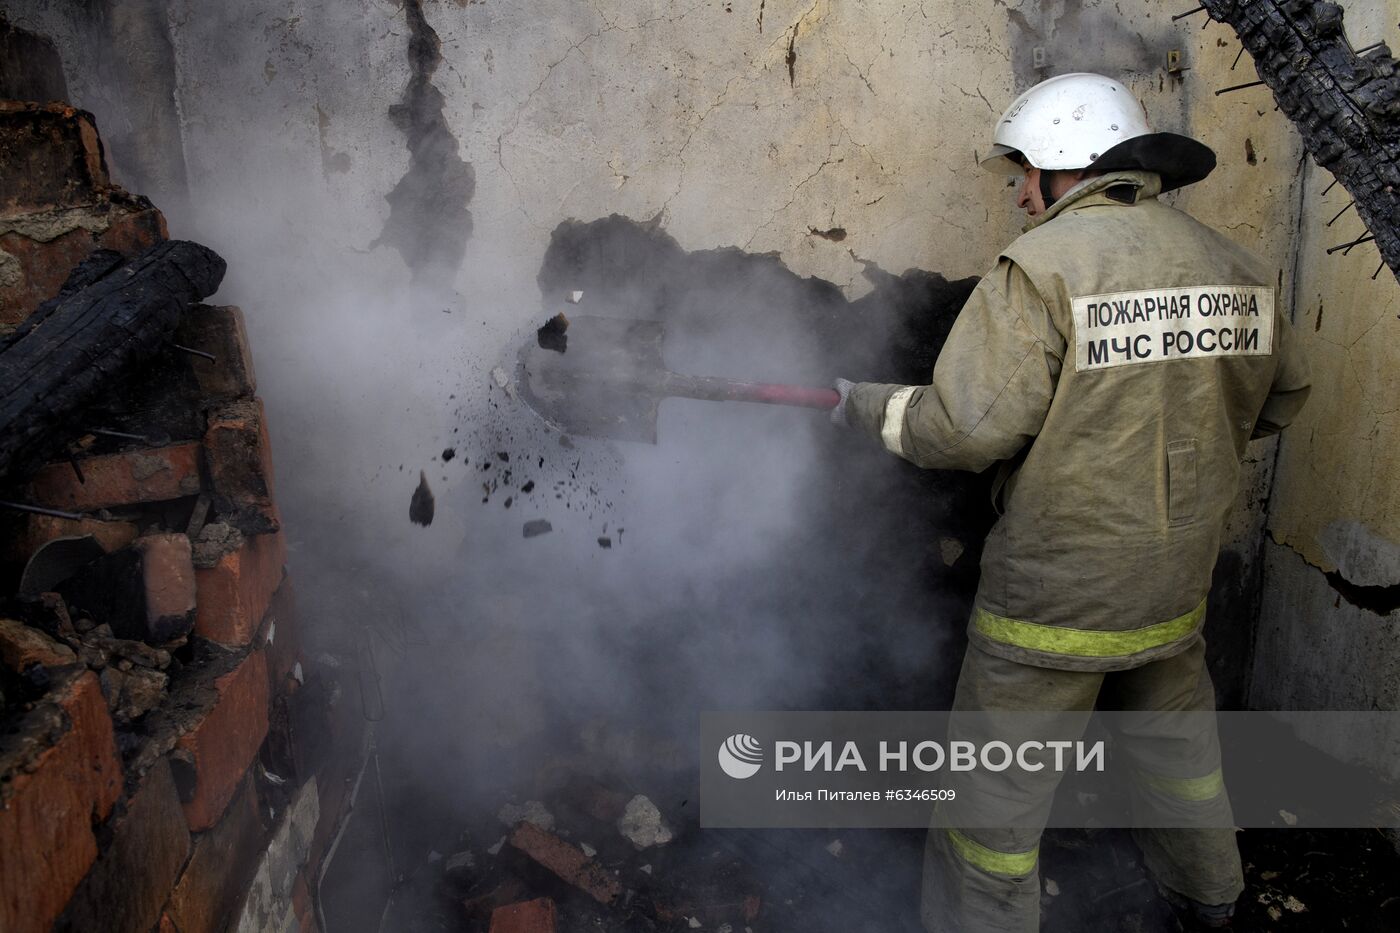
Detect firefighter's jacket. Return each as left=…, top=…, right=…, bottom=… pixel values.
left=847, top=170, right=1311, bottom=672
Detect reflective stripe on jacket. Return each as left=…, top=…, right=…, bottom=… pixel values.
left=848, top=171, right=1311, bottom=671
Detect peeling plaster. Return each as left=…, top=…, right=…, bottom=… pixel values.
left=314, top=104, right=352, bottom=176
left=0, top=205, right=114, bottom=242
left=0, top=250, right=19, bottom=289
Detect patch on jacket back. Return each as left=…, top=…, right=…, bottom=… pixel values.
left=1072, top=285, right=1274, bottom=372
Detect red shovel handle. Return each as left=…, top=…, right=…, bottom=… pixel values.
left=723, top=382, right=842, bottom=409
left=663, top=374, right=841, bottom=410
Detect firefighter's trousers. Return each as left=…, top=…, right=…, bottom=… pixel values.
left=920, top=638, right=1243, bottom=933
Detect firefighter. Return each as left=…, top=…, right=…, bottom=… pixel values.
left=831, top=73, right=1311, bottom=931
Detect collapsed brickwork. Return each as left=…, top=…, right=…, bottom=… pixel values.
left=0, top=105, right=358, bottom=932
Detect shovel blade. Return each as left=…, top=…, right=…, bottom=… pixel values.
left=518, top=315, right=666, bottom=443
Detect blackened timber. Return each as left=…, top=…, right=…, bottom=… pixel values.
left=1199, top=0, right=1400, bottom=282
left=0, top=240, right=225, bottom=482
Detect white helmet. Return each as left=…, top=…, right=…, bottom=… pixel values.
left=981, top=73, right=1151, bottom=173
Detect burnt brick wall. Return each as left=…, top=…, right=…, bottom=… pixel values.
left=0, top=97, right=359, bottom=933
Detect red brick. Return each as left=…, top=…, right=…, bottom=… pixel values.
left=0, top=202, right=167, bottom=327
left=490, top=898, right=557, bottom=933
left=54, top=758, right=191, bottom=933
left=4, top=513, right=138, bottom=567
left=0, top=616, right=77, bottom=670
left=29, top=442, right=203, bottom=512
left=194, top=530, right=285, bottom=647
left=135, top=533, right=197, bottom=642
left=0, top=670, right=122, bottom=933
left=203, top=398, right=279, bottom=534
left=166, top=774, right=267, bottom=933
left=0, top=102, right=109, bottom=214
left=94, top=198, right=167, bottom=253
left=508, top=822, right=621, bottom=905
left=174, top=305, right=258, bottom=399
left=175, top=649, right=270, bottom=831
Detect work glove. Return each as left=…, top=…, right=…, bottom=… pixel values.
left=830, top=378, right=855, bottom=427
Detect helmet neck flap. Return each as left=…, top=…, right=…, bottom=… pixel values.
left=1085, top=132, right=1217, bottom=192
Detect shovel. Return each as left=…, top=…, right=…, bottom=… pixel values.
left=517, top=315, right=839, bottom=443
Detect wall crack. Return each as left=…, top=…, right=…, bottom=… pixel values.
left=373, top=0, right=474, bottom=289
left=1268, top=530, right=1400, bottom=617
left=1324, top=570, right=1400, bottom=616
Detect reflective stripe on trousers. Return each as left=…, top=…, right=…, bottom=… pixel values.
left=945, top=829, right=1038, bottom=877
left=972, top=599, right=1207, bottom=660
left=1139, top=766, right=1226, bottom=803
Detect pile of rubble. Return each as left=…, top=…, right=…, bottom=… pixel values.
left=434, top=786, right=763, bottom=933
left=1, top=595, right=173, bottom=725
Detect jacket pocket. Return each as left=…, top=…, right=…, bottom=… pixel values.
left=1166, top=439, right=1198, bottom=527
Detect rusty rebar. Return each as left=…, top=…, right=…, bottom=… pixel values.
left=1326, top=201, right=1355, bottom=226
left=1328, top=233, right=1375, bottom=255
left=170, top=343, right=216, bottom=363
left=1343, top=234, right=1377, bottom=256
left=0, top=499, right=89, bottom=521
left=1215, top=80, right=1266, bottom=95
left=88, top=428, right=149, bottom=442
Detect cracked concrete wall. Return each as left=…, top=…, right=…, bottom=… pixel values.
left=1249, top=1, right=1400, bottom=739
left=1253, top=542, right=1400, bottom=778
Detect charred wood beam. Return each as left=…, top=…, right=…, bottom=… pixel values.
left=1200, top=1, right=1400, bottom=281
left=0, top=240, right=225, bottom=483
